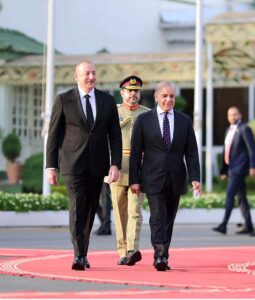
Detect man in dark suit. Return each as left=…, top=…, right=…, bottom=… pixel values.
left=213, top=106, right=255, bottom=235
left=46, top=61, right=122, bottom=270
left=129, top=81, right=201, bottom=271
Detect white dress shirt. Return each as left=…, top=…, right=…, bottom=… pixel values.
left=156, top=106, right=174, bottom=143
left=78, top=86, right=97, bottom=120
left=224, top=123, right=238, bottom=147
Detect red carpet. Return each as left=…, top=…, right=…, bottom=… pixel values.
left=0, top=247, right=255, bottom=298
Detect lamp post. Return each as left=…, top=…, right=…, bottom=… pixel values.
left=42, top=0, right=55, bottom=196
left=194, top=0, right=204, bottom=180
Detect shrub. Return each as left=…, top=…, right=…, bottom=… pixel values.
left=2, top=132, right=21, bottom=162
left=0, top=190, right=255, bottom=212
left=52, top=185, right=68, bottom=196
left=0, top=191, right=68, bottom=212
left=21, top=153, right=43, bottom=194
left=175, top=95, right=187, bottom=111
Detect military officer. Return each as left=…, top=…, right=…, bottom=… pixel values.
left=106, top=75, right=150, bottom=266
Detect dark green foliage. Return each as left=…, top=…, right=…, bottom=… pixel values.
left=2, top=132, right=21, bottom=162
left=51, top=185, right=68, bottom=196
left=175, top=95, right=187, bottom=111
left=21, top=153, right=43, bottom=194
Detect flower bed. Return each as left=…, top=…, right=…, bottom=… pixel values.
left=1, top=191, right=255, bottom=212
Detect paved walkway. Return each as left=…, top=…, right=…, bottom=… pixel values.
left=0, top=224, right=254, bottom=298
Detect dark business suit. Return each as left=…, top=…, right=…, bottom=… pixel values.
left=46, top=87, right=122, bottom=257
left=220, top=122, right=255, bottom=230
left=129, top=108, right=200, bottom=260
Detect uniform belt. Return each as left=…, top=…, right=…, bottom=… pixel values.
left=123, top=148, right=130, bottom=156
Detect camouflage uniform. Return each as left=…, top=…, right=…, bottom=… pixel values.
left=106, top=103, right=150, bottom=258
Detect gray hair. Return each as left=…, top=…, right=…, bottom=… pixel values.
left=154, top=81, right=176, bottom=97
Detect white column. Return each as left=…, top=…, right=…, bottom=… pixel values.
left=0, top=86, right=11, bottom=170
left=0, top=86, right=10, bottom=133
left=206, top=43, right=213, bottom=192
left=248, top=84, right=255, bottom=121
left=194, top=0, right=203, bottom=180
left=43, top=0, right=55, bottom=196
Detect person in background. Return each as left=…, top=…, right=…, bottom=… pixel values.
left=94, top=182, right=112, bottom=235
left=46, top=60, right=122, bottom=271
left=213, top=106, right=255, bottom=236
left=106, top=75, right=150, bottom=266
left=129, top=81, right=200, bottom=271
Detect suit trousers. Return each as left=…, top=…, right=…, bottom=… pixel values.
left=96, top=182, right=112, bottom=229
left=110, top=185, right=145, bottom=257
left=63, top=170, right=104, bottom=257
left=222, top=174, right=253, bottom=230
left=147, top=173, right=180, bottom=260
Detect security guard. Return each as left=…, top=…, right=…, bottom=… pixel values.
left=105, top=75, right=150, bottom=266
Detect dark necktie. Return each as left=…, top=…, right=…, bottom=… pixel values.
left=85, top=94, right=94, bottom=129
left=163, top=112, right=171, bottom=148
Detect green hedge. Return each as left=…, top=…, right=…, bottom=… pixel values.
left=0, top=191, right=68, bottom=212
left=21, top=153, right=43, bottom=194
left=1, top=190, right=255, bottom=212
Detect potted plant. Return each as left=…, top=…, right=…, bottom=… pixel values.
left=2, top=132, right=22, bottom=184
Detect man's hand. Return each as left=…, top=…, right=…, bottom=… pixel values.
left=220, top=174, right=228, bottom=180
left=130, top=184, right=141, bottom=195
left=191, top=181, right=201, bottom=196
left=108, top=165, right=120, bottom=184
left=47, top=169, right=58, bottom=186
left=249, top=168, right=255, bottom=177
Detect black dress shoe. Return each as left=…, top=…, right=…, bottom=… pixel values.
left=236, top=228, right=254, bottom=234
left=96, top=227, right=112, bottom=236
left=154, top=257, right=168, bottom=271
left=84, top=257, right=90, bottom=268
left=126, top=250, right=142, bottom=266
left=212, top=224, right=227, bottom=234
left=153, top=258, right=170, bottom=270
left=72, top=257, right=86, bottom=271
left=117, top=257, right=129, bottom=265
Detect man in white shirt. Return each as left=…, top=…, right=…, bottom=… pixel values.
left=46, top=61, right=122, bottom=270
left=129, top=81, right=201, bottom=271
left=213, top=106, right=255, bottom=235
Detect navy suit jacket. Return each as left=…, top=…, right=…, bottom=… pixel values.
left=221, top=122, right=255, bottom=177
left=129, top=108, right=200, bottom=195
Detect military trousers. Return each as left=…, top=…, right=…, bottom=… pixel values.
left=110, top=185, right=145, bottom=258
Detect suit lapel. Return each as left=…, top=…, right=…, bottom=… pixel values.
left=73, top=87, right=89, bottom=127
left=231, top=122, right=241, bottom=147
left=152, top=108, right=168, bottom=150
left=94, top=89, right=103, bottom=129
left=171, top=109, right=179, bottom=146
left=73, top=87, right=103, bottom=130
